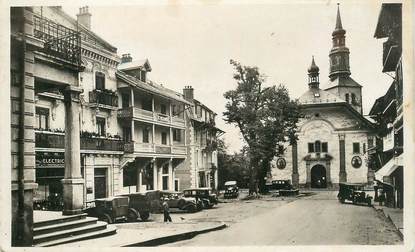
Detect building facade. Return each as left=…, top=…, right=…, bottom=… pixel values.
left=370, top=3, right=403, bottom=209
left=10, top=6, right=221, bottom=245
left=270, top=6, right=374, bottom=189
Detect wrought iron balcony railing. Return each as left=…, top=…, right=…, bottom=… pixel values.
left=89, top=89, right=118, bottom=108
left=33, top=15, right=81, bottom=68
left=35, top=131, right=124, bottom=151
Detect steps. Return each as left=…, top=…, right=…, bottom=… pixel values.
left=34, top=213, right=117, bottom=247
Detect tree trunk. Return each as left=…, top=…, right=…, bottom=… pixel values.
left=248, top=157, right=258, bottom=195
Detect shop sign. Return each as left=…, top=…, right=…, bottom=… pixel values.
left=36, top=152, right=65, bottom=168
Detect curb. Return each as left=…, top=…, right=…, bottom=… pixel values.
left=372, top=206, right=403, bottom=240
left=122, top=222, right=227, bottom=246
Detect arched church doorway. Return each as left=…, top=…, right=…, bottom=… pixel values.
left=311, top=165, right=327, bottom=188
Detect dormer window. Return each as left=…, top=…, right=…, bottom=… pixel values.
left=140, top=70, right=146, bottom=82
left=351, top=93, right=356, bottom=104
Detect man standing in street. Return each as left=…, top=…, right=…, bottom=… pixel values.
left=162, top=198, right=172, bottom=223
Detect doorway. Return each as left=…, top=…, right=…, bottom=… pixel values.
left=94, top=168, right=107, bottom=199
left=311, top=165, right=327, bottom=188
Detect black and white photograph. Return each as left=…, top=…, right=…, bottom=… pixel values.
left=2, top=0, right=414, bottom=250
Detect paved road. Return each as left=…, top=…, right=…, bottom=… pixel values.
left=165, top=191, right=402, bottom=246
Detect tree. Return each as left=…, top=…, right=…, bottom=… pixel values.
left=223, top=60, right=301, bottom=194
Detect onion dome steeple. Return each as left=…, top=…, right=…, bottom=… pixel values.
left=329, top=4, right=351, bottom=80
left=308, top=56, right=320, bottom=89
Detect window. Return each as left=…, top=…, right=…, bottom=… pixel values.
left=353, top=142, right=360, bottom=154
left=160, top=104, right=167, bottom=115
left=161, top=132, right=167, bottom=145
left=173, top=129, right=181, bottom=142
left=140, top=70, right=146, bottom=82
left=142, top=97, right=152, bottom=111
left=363, top=143, right=366, bottom=154
left=278, top=145, right=284, bottom=155
left=96, top=117, right=106, bottom=136
left=122, top=94, right=130, bottom=108
left=123, top=127, right=131, bottom=141
left=172, top=105, right=177, bottom=116
left=143, top=128, right=149, bottom=143
left=308, top=143, right=314, bottom=153
left=95, top=72, right=105, bottom=90
left=35, top=107, right=49, bottom=130
left=345, top=93, right=349, bottom=104
left=322, top=142, right=328, bottom=152
left=351, top=93, right=356, bottom=104
left=368, top=138, right=374, bottom=148
left=314, top=141, right=321, bottom=153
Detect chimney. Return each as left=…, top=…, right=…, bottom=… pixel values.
left=121, top=53, right=133, bottom=63
left=183, top=86, right=194, bottom=101
left=77, top=6, right=92, bottom=29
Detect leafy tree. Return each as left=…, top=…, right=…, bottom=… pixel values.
left=223, top=60, right=301, bottom=194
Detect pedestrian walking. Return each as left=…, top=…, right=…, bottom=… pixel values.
left=162, top=199, right=172, bottom=223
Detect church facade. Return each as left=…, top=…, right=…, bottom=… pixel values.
left=270, top=6, right=375, bottom=189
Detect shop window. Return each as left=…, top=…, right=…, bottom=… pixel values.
left=143, top=128, right=150, bottom=143
left=36, top=107, right=50, bottom=130
left=322, top=142, right=328, bottom=152
left=353, top=142, right=360, bottom=154
left=95, top=72, right=105, bottom=90
left=173, top=129, right=181, bottom=142
left=96, top=117, right=106, bottom=136
left=308, top=143, right=314, bottom=153
left=161, top=132, right=167, bottom=145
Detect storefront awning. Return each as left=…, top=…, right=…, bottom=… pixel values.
left=375, top=154, right=403, bottom=181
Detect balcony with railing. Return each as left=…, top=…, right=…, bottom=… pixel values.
left=89, top=89, right=118, bottom=108
left=35, top=130, right=124, bottom=152
left=124, top=142, right=186, bottom=155
left=33, top=15, right=81, bottom=68
left=117, top=107, right=185, bottom=128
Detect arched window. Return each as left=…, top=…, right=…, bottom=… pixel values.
left=315, top=141, right=321, bottom=153
left=345, top=93, right=349, bottom=103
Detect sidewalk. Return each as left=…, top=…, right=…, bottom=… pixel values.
left=55, top=215, right=226, bottom=247
left=373, top=204, right=403, bottom=239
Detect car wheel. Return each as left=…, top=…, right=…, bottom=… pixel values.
left=101, top=213, right=113, bottom=224
left=177, top=199, right=185, bottom=209
left=185, top=204, right=196, bottom=213
left=127, top=208, right=139, bottom=222
left=139, top=211, right=150, bottom=221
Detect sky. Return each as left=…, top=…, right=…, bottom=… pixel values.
left=62, top=1, right=391, bottom=153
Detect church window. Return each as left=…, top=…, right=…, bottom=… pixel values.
left=314, top=141, right=321, bottom=153
left=322, top=142, right=328, bottom=152
left=308, top=143, right=314, bottom=153
left=353, top=143, right=360, bottom=154
left=345, top=93, right=350, bottom=103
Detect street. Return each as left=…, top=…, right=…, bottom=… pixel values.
left=165, top=191, right=402, bottom=246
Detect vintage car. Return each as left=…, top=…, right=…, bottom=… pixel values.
left=120, top=192, right=151, bottom=221
left=145, top=190, right=200, bottom=213
left=337, top=183, right=372, bottom=206
left=224, top=181, right=239, bottom=199
left=83, top=196, right=129, bottom=224
left=183, top=188, right=218, bottom=209
left=266, top=180, right=292, bottom=191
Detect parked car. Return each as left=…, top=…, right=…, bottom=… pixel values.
left=144, top=190, right=200, bottom=213
left=183, top=188, right=218, bottom=209
left=120, top=192, right=151, bottom=221
left=337, top=183, right=372, bottom=206
left=266, top=180, right=292, bottom=191
left=224, top=181, right=239, bottom=199
left=83, top=196, right=129, bottom=224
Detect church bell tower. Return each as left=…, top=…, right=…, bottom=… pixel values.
left=329, top=4, right=351, bottom=80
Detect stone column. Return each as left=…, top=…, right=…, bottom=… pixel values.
left=137, top=168, right=142, bottom=192
left=325, top=161, right=332, bottom=188
left=305, top=161, right=311, bottom=188
left=62, top=86, right=84, bottom=215
left=168, top=159, right=173, bottom=190
left=158, top=162, right=163, bottom=190
left=152, top=160, right=157, bottom=190
left=338, top=134, right=347, bottom=183
left=291, top=142, right=299, bottom=188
